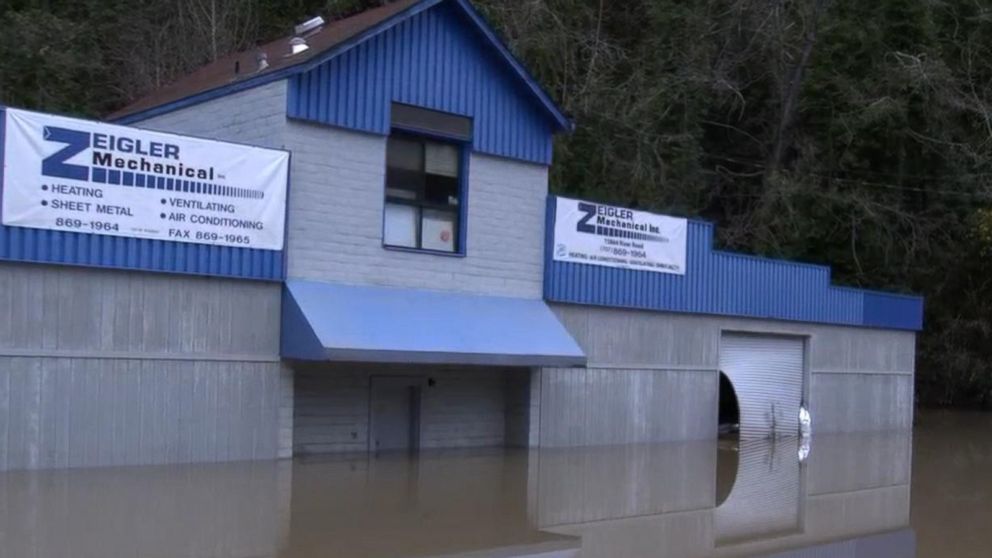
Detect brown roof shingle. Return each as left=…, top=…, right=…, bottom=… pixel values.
left=108, top=0, right=421, bottom=120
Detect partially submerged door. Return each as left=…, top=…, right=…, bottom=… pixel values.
left=370, top=377, right=421, bottom=452
left=714, top=439, right=803, bottom=545
left=719, top=333, right=804, bottom=439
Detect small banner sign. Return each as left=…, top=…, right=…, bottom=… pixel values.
left=552, top=196, right=688, bottom=275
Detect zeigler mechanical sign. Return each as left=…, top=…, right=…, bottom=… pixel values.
left=552, top=196, right=688, bottom=275
left=1, top=108, right=289, bottom=250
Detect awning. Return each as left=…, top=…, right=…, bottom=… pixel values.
left=281, top=280, right=586, bottom=367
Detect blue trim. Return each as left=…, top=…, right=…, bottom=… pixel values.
left=114, top=0, right=571, bottom=133
left=381, top=127, right=469, bottom=256
left=288, top=2, right=555, bottom=165
left=458, top=143, right=470, bottom=256
left=383, top=245, right=465, bottom=258
left=543, top=195, right=925, bottom=331
left=281, top=284, right=327, bottom=360
left=281, top=279, right=586, bottom=365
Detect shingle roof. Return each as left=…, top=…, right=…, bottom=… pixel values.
left=108, top=0, right=420, bottom=120
left=108, top=0, right=571, bottom=132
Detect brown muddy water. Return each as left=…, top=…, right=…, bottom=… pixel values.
left=0, top=411, right=987, bottom=558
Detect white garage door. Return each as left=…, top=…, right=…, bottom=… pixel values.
left=719, top=333, right=805, bottom=439
left=714, top=439, right=802, bottom=544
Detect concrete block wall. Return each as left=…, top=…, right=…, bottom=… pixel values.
left=132, top=81, right=288, bottom=150
left=135, top=85, right=551, bottom=300
left=283, top=121, right=548, bottom=298
left=292, top=362, right=532, bottom=454
left=0, top=263, right=284, bottom=471
left=538, top=304, right=916, bottom=446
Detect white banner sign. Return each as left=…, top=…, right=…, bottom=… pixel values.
left=1, top=108, right=289, bottom=250
left=552, top=197, right=687, bottom=274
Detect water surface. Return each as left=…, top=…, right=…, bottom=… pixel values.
left=1, top=412, right=988, bottom=557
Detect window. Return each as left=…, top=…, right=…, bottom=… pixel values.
left=384, top=134, right=462, bottom=253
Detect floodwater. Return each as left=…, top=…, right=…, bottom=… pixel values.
left=0, top=412, right=988, bottom=558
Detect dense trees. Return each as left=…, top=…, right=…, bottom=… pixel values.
left=2, top=0, right=992, bottom=407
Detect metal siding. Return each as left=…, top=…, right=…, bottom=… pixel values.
left=810, top=372, right=914, bottom=433
left=714, top=440, right=802, bottom=543
left=862, top=290, right=924, bottom=330
left=719, top=333, right=805, bottom=439
left=0, top=263, right=285, bottom=471
left=537, top=367, right=717, bottom=447
left=544, top=196, right=924, bottom=330
left=0, top=358, right=282, bottom=471
left=287, top=2, right=554, bottom=165
left=0, top=108, right=284, bottom=280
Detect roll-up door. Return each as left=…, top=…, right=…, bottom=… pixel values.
left=719, top=333, right=804, bottom=439
left=714, top=439, right=803, bottom=544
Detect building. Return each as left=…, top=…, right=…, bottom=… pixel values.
left=0, top=0, right=923, bottom=471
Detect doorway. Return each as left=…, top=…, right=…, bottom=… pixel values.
left=718, top=333, right=805, bottom=439
left=718, top=372, right=740, bottom=438
left=370, top=377, right=422, bottom=453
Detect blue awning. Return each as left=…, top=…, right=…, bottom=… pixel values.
left=281, top=280, right=586, bottom=367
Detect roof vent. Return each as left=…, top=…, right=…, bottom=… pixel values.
left=295, top=16, right=325, bottom=37
left=289, top=37, right=309, bottom=56
left=256, top=51, right=269, bottom=72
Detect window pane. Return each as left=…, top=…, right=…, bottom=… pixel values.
left=386, top=167, right=421, bottom=200
left=421, top=208, right=457, bottom=252
left=387, top=137, right=422, bottom=171
left=425, top=142, right=459, bottom=177
left=424, top=174, right=459, bottom=206
left=384, top=203, right=418, bottom=248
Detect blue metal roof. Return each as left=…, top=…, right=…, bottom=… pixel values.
left=543, top=196, right=925, bottom=331
left=282, top=279, right=587, bottom=366
left=114, top=0, right=571, bottom=164
left=0, top=106, right=285, bottom=281
left=288, top=0, right=558, bottom=164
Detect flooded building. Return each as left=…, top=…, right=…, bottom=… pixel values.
left=0, top=0, right=923, bottom=471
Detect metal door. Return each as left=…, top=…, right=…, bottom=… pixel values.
left=719, top=333, right=805, bottom=439
left=714, top=439, right=803, bottom=544
left=370, top=378, right=421, bottom=452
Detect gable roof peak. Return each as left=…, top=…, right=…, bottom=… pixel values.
left=110, top=0, right=572, bottom=132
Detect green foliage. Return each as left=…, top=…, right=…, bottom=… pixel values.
left=0, top=9, right=107, bottom=114
left=2, top=0, right=992, bottom=407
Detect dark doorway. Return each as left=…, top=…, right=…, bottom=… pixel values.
left=370, top=377, right=422, bottom=453
left=718, top=372, right=740, bottom=438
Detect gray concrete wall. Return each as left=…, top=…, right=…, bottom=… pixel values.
left=538, top=304, right=915, bottom=446
left=538, top=367, right=717, bottom=447
left=292, top=362, right=531, bottom=454
left=0, top=263, right=286, bottom=471
left=132, top=81, right=288, bottom=150
left=282, top=121, right=548, bottom=298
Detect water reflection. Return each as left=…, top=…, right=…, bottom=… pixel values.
left=0, top=431, right=919, bottom=558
